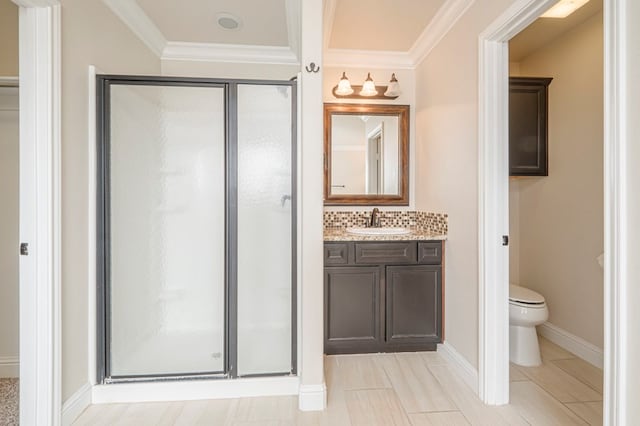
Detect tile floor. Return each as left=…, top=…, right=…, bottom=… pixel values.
left=73, top=337, right=602, bottom=425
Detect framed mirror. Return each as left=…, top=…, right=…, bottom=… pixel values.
left=324, top=103, right=409, bottom=205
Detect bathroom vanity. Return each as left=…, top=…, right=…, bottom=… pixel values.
left=323, top=235, right=444, bottom=355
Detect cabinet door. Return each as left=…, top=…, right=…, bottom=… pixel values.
left=325, top=267, right=381, bottom=354
left=509, top=77, right=552, bottom=176
left=386, top=265, right=441, bottom=344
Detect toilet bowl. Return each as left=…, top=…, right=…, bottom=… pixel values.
left=509, top=284, right=548, bottom=366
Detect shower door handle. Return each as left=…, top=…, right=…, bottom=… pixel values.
left=281, top=194, right=291, bottom=207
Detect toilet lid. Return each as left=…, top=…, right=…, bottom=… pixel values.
left=509, top=285, right=545, bottom=304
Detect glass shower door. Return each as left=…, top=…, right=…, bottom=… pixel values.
left=106, top=82, right=226, bottom=377
left=237, top=83, right=294, bottom=376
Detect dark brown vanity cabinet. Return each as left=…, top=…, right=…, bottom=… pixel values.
left=324, top=241, right=443, bottom=354
left=509, top=77, right=553, bottom=176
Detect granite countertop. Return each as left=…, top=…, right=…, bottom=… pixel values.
left=323, top=227, right=447, bottom=242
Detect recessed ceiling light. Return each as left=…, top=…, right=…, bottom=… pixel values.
left=216, top=13, right=242, bottom=30
left=541, top=0, right=589, bottom=18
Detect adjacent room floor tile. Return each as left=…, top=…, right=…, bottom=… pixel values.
left=510, top=381, right=587, bottom=425
left=565, top=401, right=603, bottom=426
left=552, top=358, right=603, bottom=394
left=516, top=361, right=602, bottom=403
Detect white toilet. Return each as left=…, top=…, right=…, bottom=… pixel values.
left=509, top=284, right=548, bottom=366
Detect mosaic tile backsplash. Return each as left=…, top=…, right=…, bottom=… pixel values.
left=323, top=210, right=448, bottom=235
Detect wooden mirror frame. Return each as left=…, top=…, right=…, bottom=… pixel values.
left=324, top=103, right=409, bottom=205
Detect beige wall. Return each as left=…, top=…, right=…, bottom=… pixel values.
left=323, top=67, right=416, bottom=211
left=413, top=0, right=517, bottom=369
left=509, top=12, right=604, bottom=349
left=161, top=60, right=298, bottom=80
left=0, top=87, right=19, bottom=377
left=0, top=0, right=18, bottom=77
left=61, top=0, right=160, bottom=401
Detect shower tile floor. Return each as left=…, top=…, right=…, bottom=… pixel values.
left=74, top=337, right=603, bottom=425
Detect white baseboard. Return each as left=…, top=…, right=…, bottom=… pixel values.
left=538, top=322, right=604, bottom=369
left=437, top=342, right=479, bottom=394
left=298, top=383, right=327, bottom=411
left=62, top=382, right=92, bottom=426
left=0, top=356, right=19, bottom=378
left=92, top=376, right=300, bottom=404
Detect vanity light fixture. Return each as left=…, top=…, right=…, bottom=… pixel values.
left=540, top=0, right=589, bottom=18
left=332, top=72, right=401, bottom=100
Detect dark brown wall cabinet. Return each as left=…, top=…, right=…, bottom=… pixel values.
left=324, top=240, right=443, bottom=354
left=509, top=77, right=553, bottom=176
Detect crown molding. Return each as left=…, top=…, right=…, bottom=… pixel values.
left=162, top=42, right=300, bottom=65
left=12, top=0, right=59, bottom=6
left=323, top=0, right=337, bottom=50
left=409, top=0, right=475, bottom=65
left=102, top=0, right=167, bottom=57
left=323, top=48, right=414, bottom=69
left=285, top=0, right=301, bottom=61
left=324, top=0, right=474, bottom=70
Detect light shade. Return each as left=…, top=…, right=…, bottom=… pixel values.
left=384, top=73, right=401, bottom=97
left=359, top=73, right=378, bottom=97
left=541, top=0, right=589, bottom=18
left=334, top=72, right=354, bottom=96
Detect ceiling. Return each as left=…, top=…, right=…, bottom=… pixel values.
left=105, top=0, right=604, bottom=68
left=509, top=0, right=603, bottom=62
left=136, top=0, right=289, bottom=47
left=328, top=0, right=446, bottom=51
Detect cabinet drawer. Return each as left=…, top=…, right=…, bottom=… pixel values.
left=324, top=243, right=349, bottom=265
left=355, top=242, right=417, bottom=265
left=418, top=241, right=443, bottom=264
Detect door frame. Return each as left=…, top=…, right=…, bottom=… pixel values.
left=14, top=0, right=62, bottom=424
left=477, top=0, right=625, bottom=424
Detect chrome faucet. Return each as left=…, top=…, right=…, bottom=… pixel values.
left=369, top=208, right=381, bottom=228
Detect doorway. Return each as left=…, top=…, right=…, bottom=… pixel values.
left=478, top=0, right=625, bottom=424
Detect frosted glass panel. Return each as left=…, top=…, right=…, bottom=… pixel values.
left=109, top=84, right=225, bottom=376
left=237, top=84, right=293, bottom=375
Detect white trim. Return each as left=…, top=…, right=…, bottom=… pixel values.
left=101, top=0, right=167, bottom=57
left=92, top=376, right=300, bottom=404
left=299, top=384, right=327, bottom=411
left=477, top=0, right=559, bottom=406
left=61, top=383, right=92, bottom=426
left=161, top=42, right=300, bottom=65
left=87, top=65, right=98, bottom=387
left=409, top=0, right=475, bottom=66
left=0, top=76, right=19, bottom=86
left=18, top=2, right=61, bottom=425
left=0, top=357, right=19, bottom=378
left=322, top=0, right=337, bottom=51
left=538, top=323, right=604, bottom=369
left=437, top=342, right=479, bottom=394
left=284, top=0, right=300, bottom=61
left=323, top=48, right=414, bottom=70
left=603, top=0, right=626, bottom=424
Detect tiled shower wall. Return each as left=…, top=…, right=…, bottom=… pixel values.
left=323, top=211, right=448, bottom=235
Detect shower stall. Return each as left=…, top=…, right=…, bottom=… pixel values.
left=96, top=76, right=296, bottom=382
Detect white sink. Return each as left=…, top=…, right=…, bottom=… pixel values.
left=346, top=227, right=412, bottom=236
